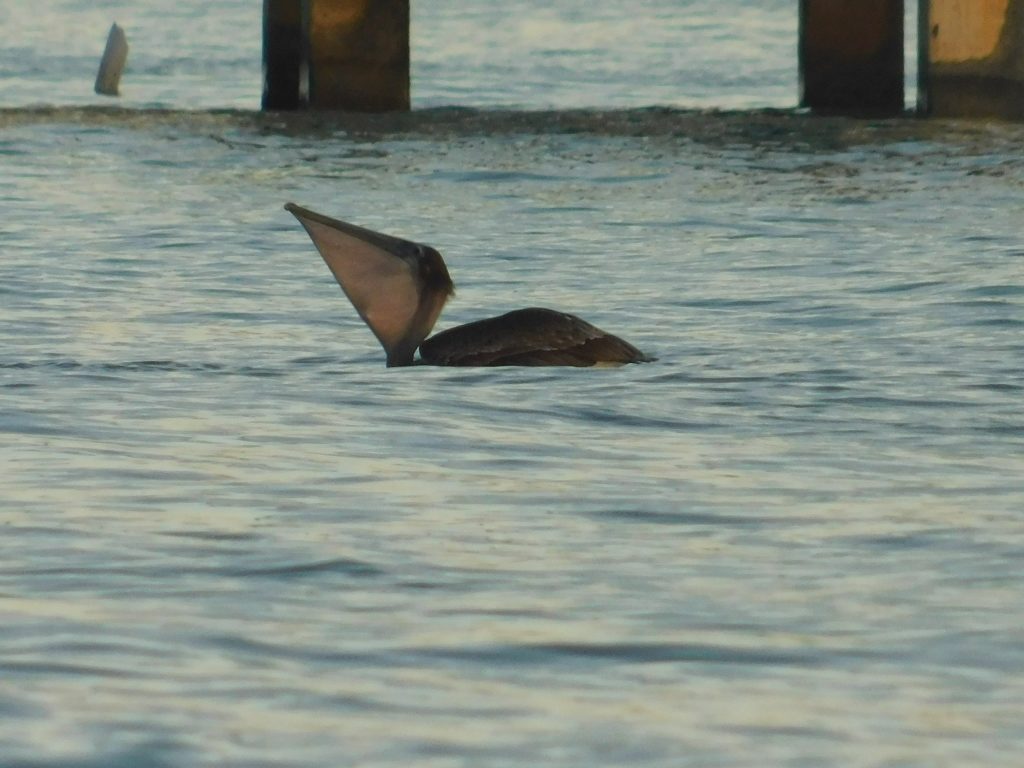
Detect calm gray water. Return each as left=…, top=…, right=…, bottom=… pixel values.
left=2, top=2, right=1024, bottom=767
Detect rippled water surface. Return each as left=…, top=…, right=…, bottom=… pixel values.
left=3, top=3, right=1024, bottom=768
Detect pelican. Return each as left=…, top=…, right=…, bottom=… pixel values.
left=285, top=203, right=653, bottom=367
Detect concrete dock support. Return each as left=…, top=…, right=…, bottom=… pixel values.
left=799, top=0, right=904, bottom=115
left=307, top=0, right=409, bottom=111
left=919, top=0, right=1024, bottom=118
left=262, top=0, right=409, bottom=111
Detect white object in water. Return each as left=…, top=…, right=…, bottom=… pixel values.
left=95, top=23, right=129, bottom=96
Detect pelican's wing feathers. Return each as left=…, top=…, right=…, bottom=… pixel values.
left=419, top=307, right=652, bottom=367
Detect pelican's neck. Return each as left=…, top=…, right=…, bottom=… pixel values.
left=384, top=287, right=451, bottom=367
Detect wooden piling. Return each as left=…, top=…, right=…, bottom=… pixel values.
left=306, top=0, right=409, bottom=111
left=263, top=0, right=409, bottom=111
left=799, top=0, right=904, bottom=116
left=95, top=23, right=129, bottom=97
left=263, top=0, right=304, bottom=110
left=919, top=0, right=1024, bottom=118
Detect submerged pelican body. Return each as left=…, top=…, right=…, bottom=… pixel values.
left=285, top=203, right=653, bottom=367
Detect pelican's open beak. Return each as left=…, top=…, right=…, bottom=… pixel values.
left=285, top=202, right=447, bottom=366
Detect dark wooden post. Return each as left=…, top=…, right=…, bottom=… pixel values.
left=919, top=0, right=1024, bottom=118
left=799, top=0, right=904, bottom=116
left=263, top=0, right=304, bottom=110
left=306, top=0, right=409, bottom=111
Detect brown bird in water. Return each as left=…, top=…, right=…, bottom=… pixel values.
left=285, top=203, right=654, bottom=367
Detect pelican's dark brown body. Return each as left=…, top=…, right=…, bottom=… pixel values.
left=285, top=203, right=653, bottom=368
left=420, top=308, right=650, bottom=366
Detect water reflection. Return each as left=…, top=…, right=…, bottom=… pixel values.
left=2, top=100, right=1023, bottom=768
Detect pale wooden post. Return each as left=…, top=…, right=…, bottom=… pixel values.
left=95, top=23, right=129, bottom=96
left=919, top=0, right=1024, bottom=118
left=799, top=0, right=904, bottom=116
